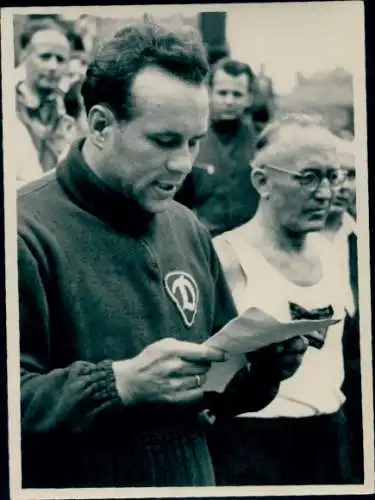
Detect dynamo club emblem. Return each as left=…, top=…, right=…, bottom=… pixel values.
left=164, top=271, right=199, bottom=327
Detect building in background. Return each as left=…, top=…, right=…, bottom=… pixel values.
left=276, top=68, right=354, bottom=137
left=198, top=12, right=229, bottom=65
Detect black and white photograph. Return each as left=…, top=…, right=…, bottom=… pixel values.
left=1, top=2, right=374, bottom=498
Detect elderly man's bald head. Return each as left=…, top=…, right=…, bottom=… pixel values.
left=252, top=114, right=342, bottom=172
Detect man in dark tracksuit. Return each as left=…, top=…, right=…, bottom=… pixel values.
left=176, top=59, right=259, bottom=237
left=17, top=21, right=307, bottom=488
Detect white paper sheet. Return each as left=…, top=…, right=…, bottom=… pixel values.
left=204, top=306, right=340, bottom=354
left=203, top=307, right=341, bottom=392
left=204, top=354, right=248, bottom=392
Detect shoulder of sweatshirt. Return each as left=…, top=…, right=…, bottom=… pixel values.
left=168, top=199, right=212, bottom=240
left=17, top=169, right=68, bottom=253
left=18, top=168, right=59, bottom=206
left=163, top=199, right=214, bottom=261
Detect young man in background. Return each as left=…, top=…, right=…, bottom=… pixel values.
left=176, top=58, right=260, bottom=237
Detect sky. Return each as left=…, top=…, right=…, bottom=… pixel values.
left=226, top=2, right=365, bottom=94
left=53, top=2, right=365, bottom=95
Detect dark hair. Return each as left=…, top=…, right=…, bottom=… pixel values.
left=69, top=31, right=85, bottom=53
left=64, top=80, right=85, bottom=120
left=209, top=58, right=255, bottom=91
left=27, top=14, right=61, bottom=22
left=19, top=17, right=70, bottom=51
left=80, top=20, right=210, bottom=121
left=207, top=44, right=230, bottom=66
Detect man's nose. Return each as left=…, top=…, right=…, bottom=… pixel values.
left=44, top=56, right=59, bottom=71
left=223, top=92, right=235, bottom=105
left=314, top=177, right=333, bottom=201
left=166, top=147, right=194, bottom=175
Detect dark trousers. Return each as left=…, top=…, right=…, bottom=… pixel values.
left=342, top=313, right=364, bottom=483
left=207, top=408, right=357, bottom=486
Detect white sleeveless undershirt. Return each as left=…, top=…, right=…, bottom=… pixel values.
left=214, top=224, right=350, bottom=418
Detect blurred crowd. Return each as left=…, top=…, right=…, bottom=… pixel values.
left=12, top=14, right=280, bottom=188
left=13, top=14, right=363, bottom=487
left=13, top=15, right=90, bottom=185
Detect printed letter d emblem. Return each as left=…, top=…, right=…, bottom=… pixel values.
left=164, top=271, right=199, bottom=327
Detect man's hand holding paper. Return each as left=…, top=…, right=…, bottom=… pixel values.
left=248, top=335, right=309, bottom=382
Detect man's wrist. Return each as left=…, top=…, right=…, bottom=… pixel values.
left=112, top=359, right=138, bottom=406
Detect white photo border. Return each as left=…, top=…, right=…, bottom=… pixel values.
left=2, top=3, right=373, bottom=498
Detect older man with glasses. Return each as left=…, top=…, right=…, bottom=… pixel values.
left=321, top=138, right=363, bottom=482
left=207, top=114, right=358, bottom=486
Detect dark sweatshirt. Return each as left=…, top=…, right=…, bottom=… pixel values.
left=18, top=140, right=279, bottom=488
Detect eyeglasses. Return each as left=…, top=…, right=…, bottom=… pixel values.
left=264, top=164, right=349, bottom=192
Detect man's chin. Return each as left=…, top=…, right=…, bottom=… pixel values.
left=297, top=220, right=327, bottom=233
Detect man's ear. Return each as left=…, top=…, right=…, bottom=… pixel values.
left=19, top=48, right=31, bottom=66
left=251, top=167, right=271, bottom=199
left=86, top=104, right=117, bottom=149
